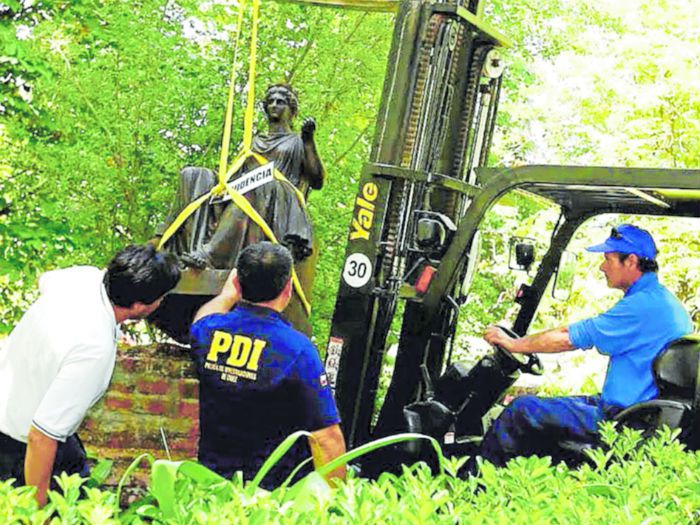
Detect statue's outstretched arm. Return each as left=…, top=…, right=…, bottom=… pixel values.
left=301, top=117, right=325, bottom=190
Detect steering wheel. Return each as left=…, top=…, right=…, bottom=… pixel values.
left=493, top=325, right=544, bottom=376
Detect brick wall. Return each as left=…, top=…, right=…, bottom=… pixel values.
left=83, top=343, right=199, bottom=484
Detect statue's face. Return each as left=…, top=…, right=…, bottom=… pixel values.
left=265, top=91, right=294, bottom=123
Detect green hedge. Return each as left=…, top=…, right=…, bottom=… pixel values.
left=2, top=425, right=700, bottom=524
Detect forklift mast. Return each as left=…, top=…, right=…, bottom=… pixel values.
left=324, top=0, right=509, bottom=448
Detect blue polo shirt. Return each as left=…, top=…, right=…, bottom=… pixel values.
left=569, top=272, right=692, bottom=408
left=190, top=303, right=340, bottom=488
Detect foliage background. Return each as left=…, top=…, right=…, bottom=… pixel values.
left=2, top=1, right=700, bottom=519
left=1, top=0, right=699, bottom=356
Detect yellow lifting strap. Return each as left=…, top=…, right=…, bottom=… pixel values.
left=157, top=0, right=311, bottom=316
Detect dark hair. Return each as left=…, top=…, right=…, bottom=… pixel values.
left=617, top=253, right=659, bottom=273
left=104, top=244, right=181, bottom=307
left=236, top=242, right=292, bottom=302
left=263, top=84, right=299, bottom=118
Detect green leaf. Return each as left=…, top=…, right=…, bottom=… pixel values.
left=3, top=0, right=21, bottom=10
left=116, top=452, right=154, bottom=510
left=247, top=429, right=313, bottom=494
left=280, top=471, right=333, bottom=513
left=583, top=483, right=621, bottom=497
left=316, top=433, right=446, bottom=478
left=85, top=459, right=114, bottom=488
left=150, top=460, right=228, bottom=521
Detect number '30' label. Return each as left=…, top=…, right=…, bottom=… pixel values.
left=342, top=253, right=372, bottom=288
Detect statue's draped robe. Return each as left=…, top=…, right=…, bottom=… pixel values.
left=252, top=132, right=313, bottom=199
left=151, top=131, right=316, bottom=341
left=157, top=131, right=314, bottom=267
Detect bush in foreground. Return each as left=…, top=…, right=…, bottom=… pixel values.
left=2, top=426, right=700, bottom=524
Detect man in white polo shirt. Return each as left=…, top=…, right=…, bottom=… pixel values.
left=0, top=244, right=180, bottom=506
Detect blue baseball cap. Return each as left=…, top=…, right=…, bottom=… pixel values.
left=586, top=224, right=657, bottom=260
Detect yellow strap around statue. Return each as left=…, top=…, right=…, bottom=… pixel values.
left=158, top=152, right=311, bottom=317
left=216, top=0, right=247, bottom=181
left=157, top=154, right=248, bottom=248
left=214, top=0, right=305, bottom=208
left=220, top=179, right=311, bottom=316
left=242, top=0, right=258, bottom=153
left=157, top=0, right=311, bottom=317
left=251, top=152, right=306, bottom=206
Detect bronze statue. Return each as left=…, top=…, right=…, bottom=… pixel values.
left=158, top=84, right=324, bottom=270
left=151, top=84, right=324, bottom=340
left=255, top=84, right=325, bottom=199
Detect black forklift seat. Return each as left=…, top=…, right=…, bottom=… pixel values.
left=651, top=334, right=700, bottom=399
left=561, top=335, right=700, bottom=462
left=612, top=335, right=700, bottom=437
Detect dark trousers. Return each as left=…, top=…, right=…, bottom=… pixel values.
left=478, top=395, right=621, bottom=467
left=0, top=431, right=89, bottom=487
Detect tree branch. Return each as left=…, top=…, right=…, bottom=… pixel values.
left=331, top=121, right=371, bottom=166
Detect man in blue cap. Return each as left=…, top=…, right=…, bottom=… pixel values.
left=478, top=224, right=693, bottom=467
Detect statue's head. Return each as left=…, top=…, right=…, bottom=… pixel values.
left=263, top=84, right=299, bottom=122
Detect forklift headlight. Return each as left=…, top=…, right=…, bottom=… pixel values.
left=413, top=211, right=457, bottom=258
left=416, top=218, right=446, bottom=250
